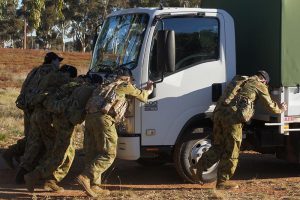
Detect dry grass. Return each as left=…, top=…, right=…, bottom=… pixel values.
left=0, top=48, right=90, bottom=88
left=0, top=88, right=24, bottom=147
left=70, top=189, right=224, bottom=200
left=0, top=48, right=91, bottom=148
left=221, top=179, right=300, bottom=200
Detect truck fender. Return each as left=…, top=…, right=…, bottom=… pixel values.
left=175, top=113, right=213, bottom=145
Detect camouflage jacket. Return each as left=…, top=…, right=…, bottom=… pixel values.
left=29, top=70, right=72, bottom=106
left=42, top=81, right=82, bottom=114
left=43, top=81, right=95, bottom=125
left=234, top=75, right=282, bottom=114
left=86, top=79, right=149, bottom=122
left=216, top=75, right=282, bottom=123
left=16, top=64, right=58, bottom=109
left=37, top=70, right=71, bottom=94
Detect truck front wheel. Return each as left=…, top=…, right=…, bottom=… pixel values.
left=174, top=130, right=218, bottom=183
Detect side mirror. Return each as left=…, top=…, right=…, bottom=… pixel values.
left=157, top=30, right=176, bottom=74
left=165, top=30, right=175, bottom=73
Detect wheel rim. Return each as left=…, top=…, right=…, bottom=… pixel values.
left=189, top=138, right=218, bottom=181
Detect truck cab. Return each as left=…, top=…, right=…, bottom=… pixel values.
left=88, top=7, right=235, bottom=183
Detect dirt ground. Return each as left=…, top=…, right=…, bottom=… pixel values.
left=0, top=151, right=299, bottom=200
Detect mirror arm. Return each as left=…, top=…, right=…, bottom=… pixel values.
left=154, top=72, right=164, bottom=84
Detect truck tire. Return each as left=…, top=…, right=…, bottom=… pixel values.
left=174, top=129, right=218, bottom=183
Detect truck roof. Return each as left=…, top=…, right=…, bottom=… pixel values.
left=108, top=7, right=219, bottom=18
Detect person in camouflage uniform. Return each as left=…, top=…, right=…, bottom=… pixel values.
left=21, top=65, right=77, bottom=190
left=193, top=70, right=287, bottom=190
left=2, top=52, right=64, bottom=171
left=1, top=52, right=63, bottom=182
left=16, top=64, right=75, bottom=185
left=20, top=66, right=76, bottom=166
left=24, top=79, right=95, bottom=192
left=76, top=68, right=154, bottom=197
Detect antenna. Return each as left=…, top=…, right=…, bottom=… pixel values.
left=183, top=0, right=189, bottom=7
left=159, top=0, right=164, bottom=10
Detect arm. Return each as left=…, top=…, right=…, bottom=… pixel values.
left=117, top=81, right=153, bottom=103
left=256, top=83, right=283, bottom=114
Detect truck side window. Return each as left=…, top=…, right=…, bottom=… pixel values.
left=149, top=17, right=219, bottom=79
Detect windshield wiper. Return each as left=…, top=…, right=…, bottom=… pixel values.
left=119, top=60, right=136, bottom=69
left=94, top=63, right=115, bottom=73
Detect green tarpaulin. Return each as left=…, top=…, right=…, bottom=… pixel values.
left=202, top=0, right=300, bottom=87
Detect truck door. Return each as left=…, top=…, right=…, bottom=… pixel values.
left=141, top=13, right=228, bottom=146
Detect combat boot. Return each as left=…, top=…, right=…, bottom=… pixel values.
left=91, top=185, right=110, bottom=196
left=24, top=170, right=42, bottom=192
left=2, top=149, right=15, bottom=169
left=190, top=163, right=204, bottom=184
left=76, top=174, right=98, bottom=197
left=44, top=180, right=64, bottom=192
left=15, top=167, right=29, bottom=184
left=216, top=181, right=239, bottom=190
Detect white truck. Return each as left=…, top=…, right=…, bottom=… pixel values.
left=88, top=0, right=300, bottom=183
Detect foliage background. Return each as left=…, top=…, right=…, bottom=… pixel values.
left=0, top=0, right=203, bottom=52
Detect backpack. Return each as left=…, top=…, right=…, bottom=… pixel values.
left=217, top=75, right=256, bottom=123
left=223, top=75, right=249, bottom=105
left=213, top=75, right=251, bottom=122
left=85, top=80, right=125, bottom=116
left=232, top=94, right=254, bottom=123
left=214, top=75, right=249, bottom=111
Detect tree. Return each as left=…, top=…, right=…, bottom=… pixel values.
left=0, top=0, right=204, bottom=51
left=26, top=0, right=45, bottom=29
left=66, top=0, right=111, bottom=52
left=56, top=0, right=71, bottom=51
left=0, top=0, right=22, bottom=47
left=34, top=1, right=58, bottom=49
left=129, top=0, right=201, bottom=7
left=27, top=0, right=65, bottom=50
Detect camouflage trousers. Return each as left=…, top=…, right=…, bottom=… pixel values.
left=198, top=109, right=242, bottom=183
left=6, top=109, right=32, bottom=159
left=34, top=115, right=75, bottom=182
left=23, top=109, right=32, bottom=137
left=83, top=113, right=118, bottom=185
left=20, top=107, right=56, bottom=171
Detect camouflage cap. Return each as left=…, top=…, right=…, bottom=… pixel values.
left=44, top=52, right=63, bottom=64
left=257, top=70, right=270, bottom=84
left=60, top=64, right=77, bottom=78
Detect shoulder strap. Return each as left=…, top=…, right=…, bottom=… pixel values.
left=103, top=80, right=125, bottom=98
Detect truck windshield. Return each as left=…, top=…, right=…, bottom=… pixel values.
left=90, top=13, right=149, bottom=73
